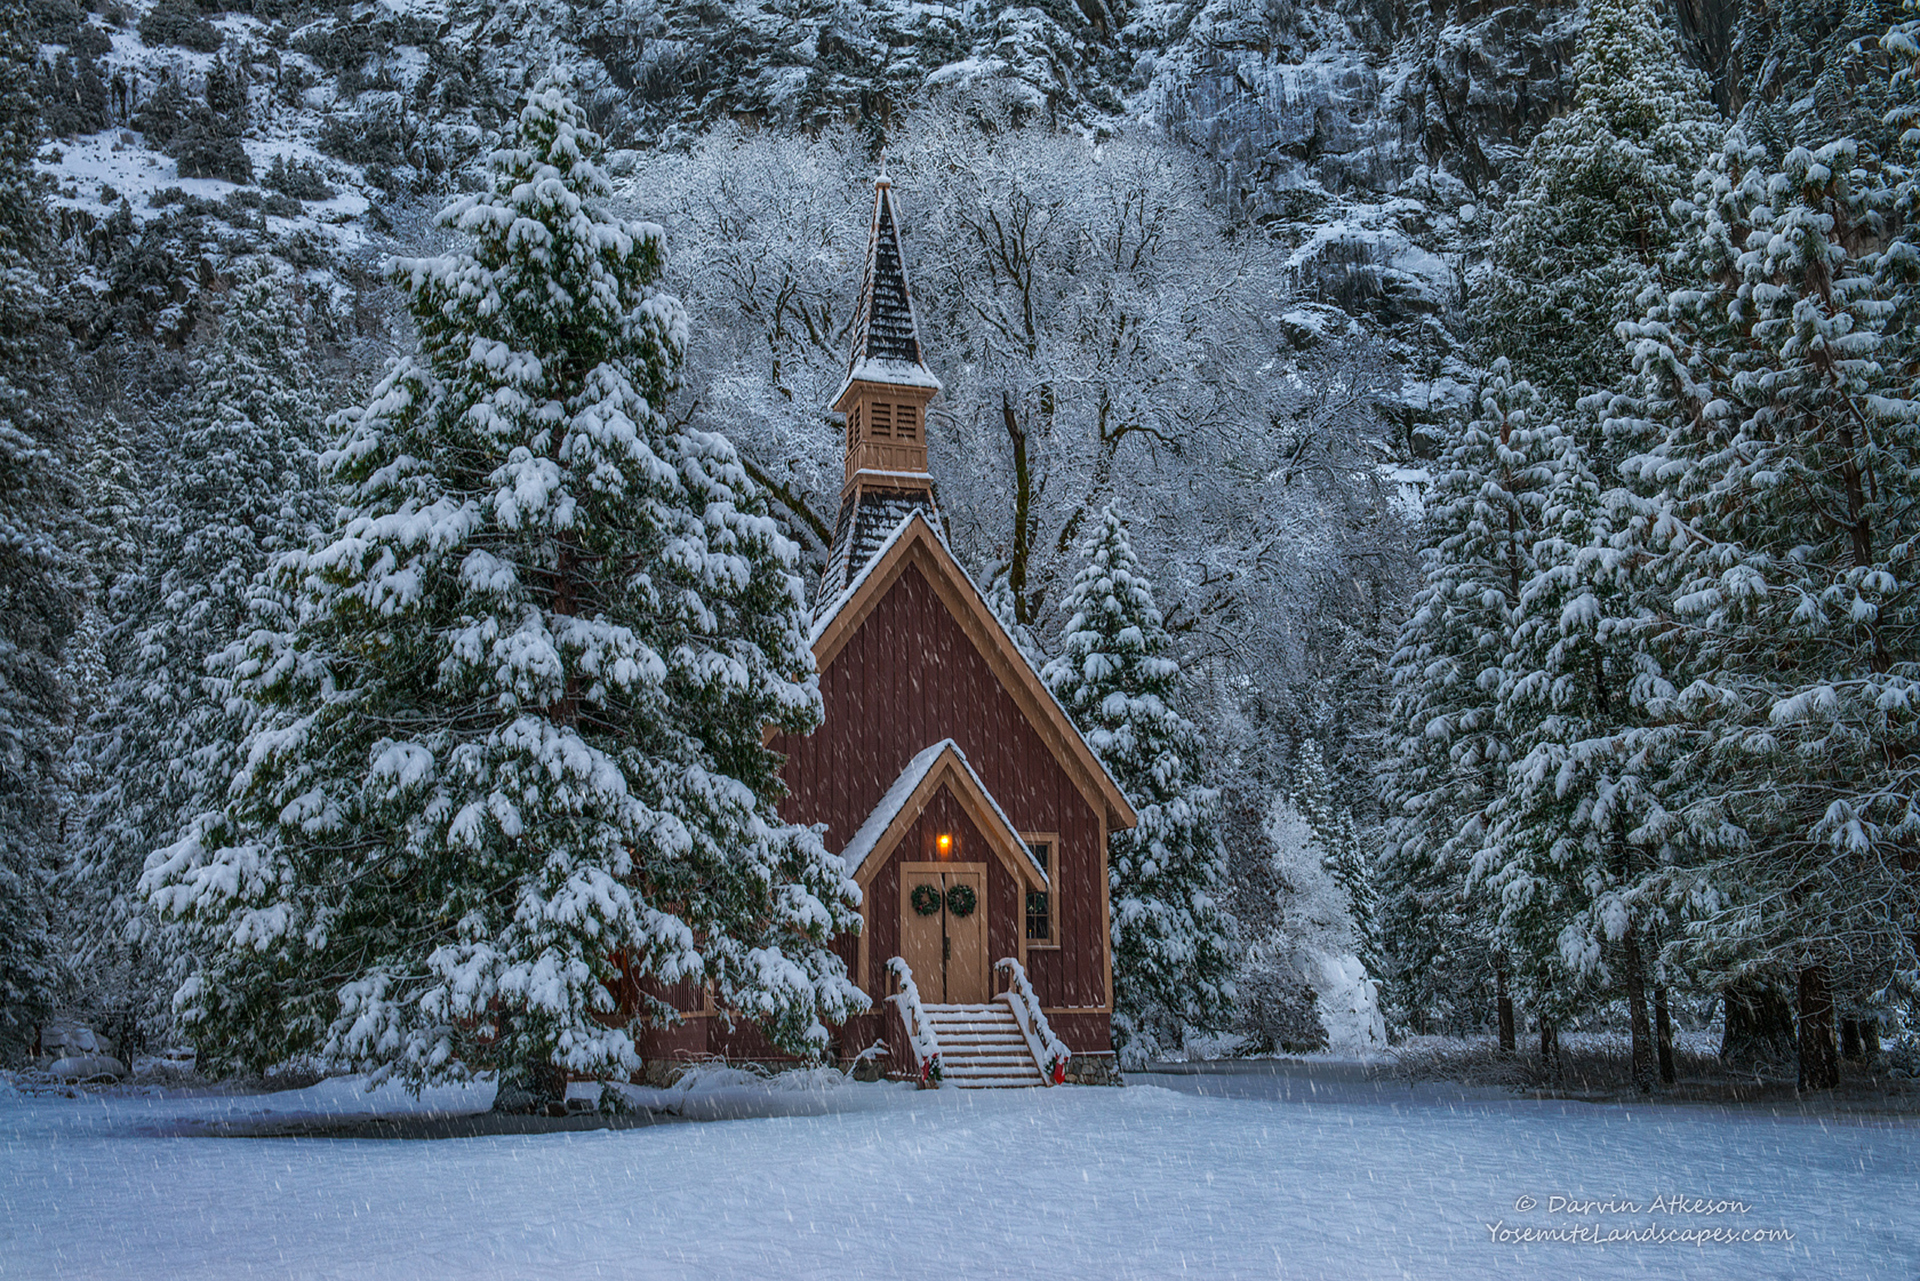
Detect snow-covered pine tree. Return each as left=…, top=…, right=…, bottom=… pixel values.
left=1373, top=834, right=1483, bottom=1036
left=1482, top=0, right=1721, bottom=429
left=1884, top=2, right=1920, bottom=380
left=1291, top=738, right=1380, bottom=982
left=1890, top=1, right=1920, bottom=150
left=1609, top=133, right=1920, bottom=1089
left=1468, top=413, right=1672, bottom=1080
left=1738, top=0, right=1905, bottom=156
left=144, top=72, right=865, bottom=1095
left=1242, top=794, right=1388, bottom=1053
left=70, top=271, right=334, bottom=1029
left=1043, top=506, right=1233, bottom=1060
left=1379, top=361, right=1573, bottom=1046
left=58, top=412, right=152, bottom=1025
left=985, top=565, right=1043, bottom=667
left=0, top=0, right=84, bottom=1057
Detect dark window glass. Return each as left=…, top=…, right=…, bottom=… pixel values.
left=1026, top=841, right=1051, bottom=940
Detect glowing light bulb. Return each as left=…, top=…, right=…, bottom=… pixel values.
left=937, top=833, right=952, bottom=854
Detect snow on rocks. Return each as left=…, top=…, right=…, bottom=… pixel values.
left=45, top=1055, right=130, bottom=1084
left=32, top=1023, right=131, bottom=1082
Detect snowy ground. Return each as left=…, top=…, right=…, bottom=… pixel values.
left=2, top=1064, right=1915, bottom=1280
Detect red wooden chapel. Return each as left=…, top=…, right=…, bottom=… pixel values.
left=636, top=176, right=1135, bottom=1082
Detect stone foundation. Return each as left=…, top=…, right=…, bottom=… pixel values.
left=1065, top=1052, right=1123, bottom=1086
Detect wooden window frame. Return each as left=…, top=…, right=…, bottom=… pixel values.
left=870, top=401, right=893, bottom=438
left=896, top=402, right=918, bottom=441
left=1021, top=831, right=1061, bottom=949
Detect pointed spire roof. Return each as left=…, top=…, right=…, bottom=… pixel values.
left=836, top=175, right=941, bottom=403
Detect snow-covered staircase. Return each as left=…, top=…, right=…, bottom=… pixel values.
left=923, top=1003, right=1047, bottom=1088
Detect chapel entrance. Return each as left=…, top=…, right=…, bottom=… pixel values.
left=899, top=863, right=988, bottom=1003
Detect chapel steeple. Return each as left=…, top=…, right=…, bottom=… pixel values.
left=820, top=174, right=943, bottom=602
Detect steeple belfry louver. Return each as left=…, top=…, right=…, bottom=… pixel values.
left=820, top=174, right=943, bottom=603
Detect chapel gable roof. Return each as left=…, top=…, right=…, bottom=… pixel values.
left=810, top=511, right=1137, bottom=833
left=839, top=739, right=1049, bottom=887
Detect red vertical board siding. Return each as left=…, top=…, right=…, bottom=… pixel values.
left=777, top=563, right=1110, bottom=1046
left=871, top=854, right=900, bottom=992
left=1042, top=1012, right=1112, bottom=1054
left=642, top=1018, right=706, bottom=1066
left=663, top=558, right=1112, bottom=1062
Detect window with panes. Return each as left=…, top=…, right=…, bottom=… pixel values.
left=1024, top=837, right=1057, bottom=944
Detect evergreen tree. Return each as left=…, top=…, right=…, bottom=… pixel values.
left=1379, top=362, right=1572, bottom=1043
left=1482, top=0, right=1722, bottom=428
left=1043, top=506, right=1233, bottom=1060
left=985, top=565, right=1042, bottom=666
left=144, top=72, right=865, bottom=1093
left=1890, top=2, right=1920, bottom=145
left=1292, top=738, right=1380, bottom=982
left=70, top=272, right=333, bottom=1028
left=1470, top=417, right=1673, bottom=1078
left=1737, top=0, right=1907, bottom=155
left=1609, top=133, right=1920, bottom=1087
left=1884, top=2, right=1920, bottom=368
left=0, top=0, right=84, bottom=1057
left=58, top=412, right=150, bottom=1016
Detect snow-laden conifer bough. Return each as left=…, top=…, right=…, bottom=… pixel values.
left=69, top=268, right=335, bottom=1036
left=0, top=0, right=87, bottom=1060
left=141, top=68, right=865, bottom=1108
left=1381, top=359, right=1606, bottom=1048
left=1043, top=507, right=1234, bottom=1063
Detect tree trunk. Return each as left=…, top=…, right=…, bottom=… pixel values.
left=1654, top=984, right=1676, bottom=1085
left=1495, top=963, right=1515, bottom=1054
left=1002, top=391, right=1037, bottom=625
left=1720, top=981, right=1797, bottom=1075
left=1862, top=1018, right=1881, bottom=1061
left=1622, top=932, right=1653, bottom=1093
left=1797, top=965, right=1840, bottom=1091
left=1840, top=1018, right=1863, bottom=1062
left=1538, top=1016, right=1559, bottom=1078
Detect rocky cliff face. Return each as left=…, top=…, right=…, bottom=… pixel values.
left=1133, top=0, right=1585, bottom=357
left=24, top=0, right=1829, bottom=368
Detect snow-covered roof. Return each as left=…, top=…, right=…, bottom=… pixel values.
left=814, top=494, right=929, bottom=631
left=808, top=509, right=1138, bottom=831
left=831, top=358, right=943, bottom=407
left=813, top=506, right=909, bottom=641
left=845, top=358, right=942, bottom=391
left=839, top=739, right=1049, bottom=886
left=834, top=176, right=942, bottom=405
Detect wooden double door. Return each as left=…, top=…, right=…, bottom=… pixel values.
left=899, top=863, right=988, bottom=1004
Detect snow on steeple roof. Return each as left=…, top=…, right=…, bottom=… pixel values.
left=818, top=484, right=935, bottom=606
left=836, top=175, right=941, bottom=402
left=811, top=506, right=920, bottom=639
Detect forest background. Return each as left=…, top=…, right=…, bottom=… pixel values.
left=4, top=0, right=1917, bottom=1089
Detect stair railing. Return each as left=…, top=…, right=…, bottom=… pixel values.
left=885, top=956, right=945, bottom=1087
left=994, top=957, right=1071, bottom=1084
